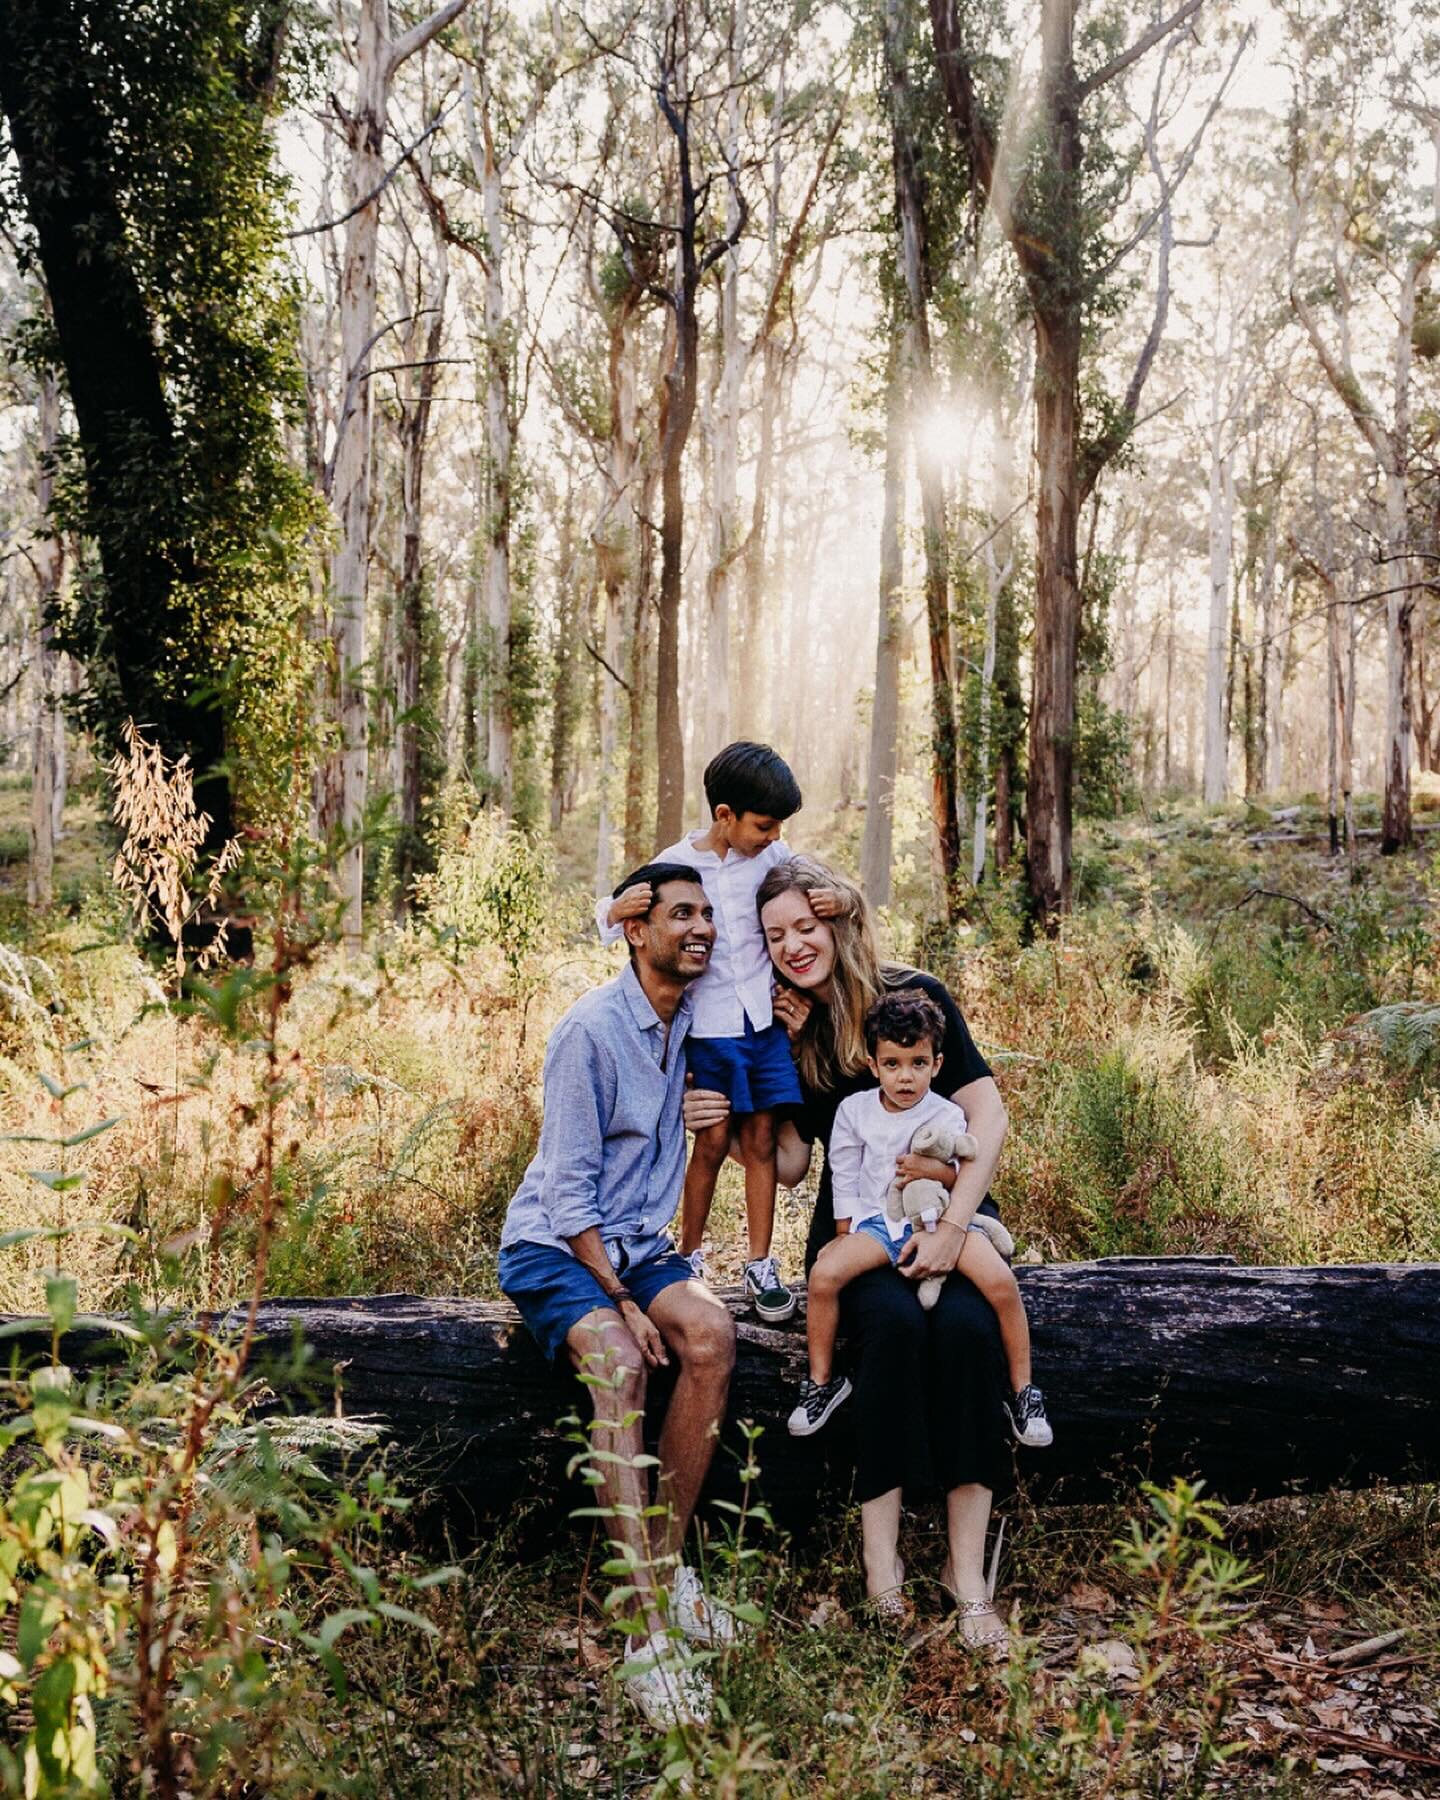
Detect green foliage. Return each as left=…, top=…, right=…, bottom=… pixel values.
left=1073, top=688, right=1136, bottom=820
left=4, top=0, right=324, bottom=827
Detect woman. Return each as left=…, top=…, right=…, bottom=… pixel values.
left=686, top=855, right=1011, bottom=1648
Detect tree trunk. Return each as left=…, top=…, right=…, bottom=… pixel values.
left=326, top=0, right=470, bottom=946
left=625, top=462, right=658, bottom=867
left=861, top=332, right=905, bottom=906
left=1203, top=433, right=1233, bottom=806
left=700, top=3, right=746, bottom=772
left=1381, top=469, right=1414, bottom=854
left=19, top=1262, right=1440, bottom=1524
left=394, top=229, right=448, bottom=918
left=1027, top=304, right=1082, bottom=922
left=27, top=370, right=63, bottom=910
left=469, top=82, right=515, bottom=821
left=0, top=0, right=239, bottom=900
left=887, top=0, right=960, bottom=908
left=654, top=158, right=701, bottom=845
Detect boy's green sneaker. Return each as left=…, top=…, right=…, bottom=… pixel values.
left=743, top=1255, right=797, bottom=1324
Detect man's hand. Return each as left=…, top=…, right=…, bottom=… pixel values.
left=620, top=1298, right=669, bottom=1368
left=772, top=984, right=813, bottom=1040
left=808, top=886, right=847, bottom=919
left=607, top=883, right=653, bottom=926
left=895, top=1152, right=957, bottom=1189
left=683, top=1078, right=732, bottom=1135
left=897, top=1218, right=964, bottom=1281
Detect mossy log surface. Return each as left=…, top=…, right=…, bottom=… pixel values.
left=10, top=1257, right=1439, bottom=1523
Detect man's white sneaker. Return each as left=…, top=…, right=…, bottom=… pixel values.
left=686, top=1246, right=707, bottom=1281
left=671, top=1563, right=739, bottom=1646
left=622, top=1629, right=712, bottom=1729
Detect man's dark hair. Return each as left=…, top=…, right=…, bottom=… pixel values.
left=703, top=740, right=802, bottom=820
left=613, top=861, right=704, bottom=915
left=864, top=987, right=946, bottom=1057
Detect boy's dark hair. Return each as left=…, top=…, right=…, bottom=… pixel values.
left=613, top=861, right=704, bottom=915
left=703, top=741, right=802, bottom=820
left=865, top=987, right=946, bottom=1057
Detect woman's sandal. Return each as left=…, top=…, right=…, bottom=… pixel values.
left=864, top=1558, right=909, bottom=1630
left=951, top=1597, right=1010, bottom=1659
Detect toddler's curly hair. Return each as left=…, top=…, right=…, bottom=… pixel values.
left=864, top=986, right=946, bottom=1057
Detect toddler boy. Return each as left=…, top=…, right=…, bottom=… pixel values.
left=787, top=988, right=1052, bottom=1446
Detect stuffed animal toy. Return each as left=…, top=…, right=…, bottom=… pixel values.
left=884, top=1116, right=1015, bottom=1309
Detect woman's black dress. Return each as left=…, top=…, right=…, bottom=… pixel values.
left=794, top=969, right=1012, bottom=1504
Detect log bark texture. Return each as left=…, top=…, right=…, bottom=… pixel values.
left=17, top=1259, right=1439, bottom=1527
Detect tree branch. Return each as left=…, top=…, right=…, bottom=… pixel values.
left=387, top=0, right=471, bottom=80
left=284, top=104, right=458, bottom=240
left=1079, top=0, right=1207, bottom=99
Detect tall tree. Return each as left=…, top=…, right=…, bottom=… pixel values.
left=322, top=0, right=469, bottom=946
left=1286, top=28, right=1440, bottom=854
left=0, top=0, right=319, bottom=950
left=927, top=0, right=1241, bottom=922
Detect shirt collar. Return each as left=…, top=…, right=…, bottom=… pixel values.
left=619, top=960, right=692, bottom=1032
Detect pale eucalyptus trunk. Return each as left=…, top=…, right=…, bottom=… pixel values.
left=28, top=370, right=63, bottom=909
left=1203, top=428, right=1234, bottom=806
left=326, top=0, right=471, bottom=945
left=861, top=332, right=905, bottom=906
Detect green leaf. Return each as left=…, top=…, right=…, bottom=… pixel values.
left=25, top=1170, right=87, bottom=1194
left=316, top=1607, right=375, bottom=1651
left=37, top=1073, right=86, bottom=1102
left=0, top=1230, right=48, bottom=1253
left=375, top=1602, right=438, bottom=1635
left=58, top=1118, right=124, bottom=1149
left=45, top=1276, right=77, bottom=1336
left=17, top=1588, right=52, bottom=1671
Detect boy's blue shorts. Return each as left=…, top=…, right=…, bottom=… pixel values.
left=685, top=1016, right=802, bottom=1116
left=498, top=1236, right=694, bottom=1365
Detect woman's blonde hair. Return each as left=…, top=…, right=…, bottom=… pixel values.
left=756, top=855, right=886, bottom=1091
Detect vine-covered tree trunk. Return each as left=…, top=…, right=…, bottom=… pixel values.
left=0, top=0, right=238, bottom=901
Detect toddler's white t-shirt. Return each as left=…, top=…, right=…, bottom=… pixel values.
left=828, top=1087, right=971, bottom=1241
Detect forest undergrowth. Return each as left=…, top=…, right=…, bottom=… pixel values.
left=0, top=782, right=1437, bottom=1793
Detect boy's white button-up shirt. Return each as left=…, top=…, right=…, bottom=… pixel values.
left=595, top=833, right=788, bottom=1039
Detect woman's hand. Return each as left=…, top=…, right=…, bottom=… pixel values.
left=683, top=1079, right=731, bottom=1135
left=772, top=984, right=813, bottom=1041
left=895, top=1152, right=958, bottom=1191
left=897, top=1218, right=965, bottom=1281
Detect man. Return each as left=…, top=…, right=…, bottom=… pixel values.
left=498, top=862, right=738, bottom=1728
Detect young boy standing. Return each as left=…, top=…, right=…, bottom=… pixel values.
left=597, top=742, right=839, bottom=1324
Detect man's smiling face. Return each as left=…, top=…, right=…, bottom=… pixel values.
left=627, top=878, right=716, bottom=981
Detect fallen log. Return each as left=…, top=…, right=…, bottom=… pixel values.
left=7, top=1258, right=1438, bottom=1524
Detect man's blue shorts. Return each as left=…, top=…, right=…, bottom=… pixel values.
left=685, top=1016, right=802, bottom=1116
left=498, top=1237, right=694, bottom=1365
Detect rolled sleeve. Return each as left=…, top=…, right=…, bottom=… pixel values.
left=536, top=1021, right=615, bottom=1240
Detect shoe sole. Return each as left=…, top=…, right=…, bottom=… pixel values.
left=788, top=1377, right=851, bottom=1436
left=748, top=1289, right=798, bottom=1324
left=1008, top=1418, right=1054, bottom=1448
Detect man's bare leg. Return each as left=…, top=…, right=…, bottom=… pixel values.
left=644, top=1280, right=737, bottom=1565
left=565, top=1308, right=665, bottom=1637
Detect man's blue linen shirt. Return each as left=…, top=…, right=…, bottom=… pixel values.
left=499, top=962, right=694, bottom=1255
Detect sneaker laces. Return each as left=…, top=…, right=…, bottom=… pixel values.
left=1015, top=1384, right=1046, bottom=1421
left=746, top=1255, right=783, bottom=1292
